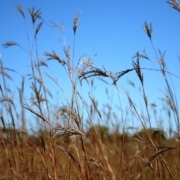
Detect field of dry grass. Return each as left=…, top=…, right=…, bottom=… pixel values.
left=0, top=1, right=180, bottom=179
left=0, top=127, right=180, bottom=179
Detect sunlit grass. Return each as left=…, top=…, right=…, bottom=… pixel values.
left=0, top=1, right=180, bottom=179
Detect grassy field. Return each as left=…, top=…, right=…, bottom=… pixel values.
left=0, top=126, right=180, bottom=179
left=0, top=1, right=180, bottom=179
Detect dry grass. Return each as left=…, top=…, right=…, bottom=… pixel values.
left=0, top=2, right=180, bottom=179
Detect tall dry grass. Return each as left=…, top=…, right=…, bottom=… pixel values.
left=0, top=1, right=180, bottom=179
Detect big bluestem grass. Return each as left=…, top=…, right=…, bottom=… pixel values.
left=0, top=2, right=180, bottom=179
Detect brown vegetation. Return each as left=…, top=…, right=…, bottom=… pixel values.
left=0, top=1, right=180, bottom=179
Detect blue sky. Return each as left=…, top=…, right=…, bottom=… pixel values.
left=1, top=0, right=180, bottom=134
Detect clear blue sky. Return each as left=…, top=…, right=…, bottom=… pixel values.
left=1, top=0, right=180, bottom=134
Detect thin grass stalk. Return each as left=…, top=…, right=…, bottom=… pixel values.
left=113, top=84, right=126, bottom=177
left=33, top=17, right=51, bottom=122
left=165, top=76, right=179, bottom=135
left=160, top=64, right=180, bottom=136
left=132, top=56, right=151, bottom=128
left=14, top=5, right=32, bottom=54
left=123, top=87, right=159, bottom=158
left=72, top=13, right=80, bottom=66
left=36, top=146, right=50, bottom=179
left=18, top=77, right=26, bottom=134
left=58, top=145, right=85, bottom=180
left=145, top=21, right=179, bottom=135
left=148, top=23, right=179, bottom=136
left=144, top=20, right=178, bottom=178
left=68, top=14, right=91, bottom=179
left=76, top=87, right=115, bottom=178
left=88, top=95, right=116, bottom=179
left=72, top=139, right=89, bottom=180
left=15, top=6, right=37, bottom=93
left=9, top=107, right=28, bottom=179
left=20, top=7, right=48, bottom=124
left=50, top=141, right=58, bottom=180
